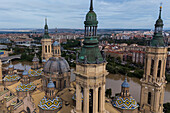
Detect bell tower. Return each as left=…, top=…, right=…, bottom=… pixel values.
left=53, top=41, right=61, bottom=57
left=140, top=4, right=167, bottom=113
left=41, top=18, right=52, bottom=61
left=73, top=0, right=108, bottom=113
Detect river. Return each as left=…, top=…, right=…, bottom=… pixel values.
left=4, top=61, right=170, bottom=103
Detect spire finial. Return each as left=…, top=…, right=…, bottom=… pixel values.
left=159, top=2, right=162, bottom=19
left=45, top=17, right=47, bottom=25
left=44, top=17, right=49, bottom=35
left=90, top=0, right=93, bottom=11
left=125, top=73, right=128, bottom=82
left=50, top=72, right=52, bottom=81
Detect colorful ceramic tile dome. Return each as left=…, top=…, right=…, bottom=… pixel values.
left=112, top=96, right=138, bottom=110
left=28, top=68, right=43, bottom=77
left=39, top=96, right=62, bottom=110
left=16, top=82, right=36, bottom=92
left=3, top=74, right=21, bottom=82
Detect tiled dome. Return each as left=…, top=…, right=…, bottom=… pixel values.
left=16, top=82, right=36, bottom=92
left=121, top=78, right=130, bottom=88
left=28, top=68, right=43, bottom=77
left=47, top=80, right=55, bottom=88
left=43, top=57, right=70, bottom=74
left=3, top=74, right=20, bottom=82
left=39, top=96, right=62, bottom=110
left=112, top=96, right=138, bottom=110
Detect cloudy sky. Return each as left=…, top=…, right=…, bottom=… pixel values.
left=0, top=0, right=169, bottom=29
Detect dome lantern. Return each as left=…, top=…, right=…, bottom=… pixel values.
left=150, top=3, right=166, bottom=47
left=78, top=0, right=104, bottom=64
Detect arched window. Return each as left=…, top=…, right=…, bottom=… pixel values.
left=64, top=80, right=66, bottom=88
left=48, top=45, right=50, bottom=53
left=54, top=81, right=56, bottom=88
left=157, top=60, right=162, bottom=77
left=148, top=92, right=151, bottom=104
left=150, top=59, right=154, bottom=75
left=27, top=107, right=31, bottom=113
left=45, top=46, right=47, bottom=53
left=17, top=99, right=19, bottom=103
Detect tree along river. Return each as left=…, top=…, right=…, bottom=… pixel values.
left=4, top=61, right=170, bottom=103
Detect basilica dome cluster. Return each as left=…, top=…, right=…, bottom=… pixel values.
left=0, top=0, right=167, bottom=113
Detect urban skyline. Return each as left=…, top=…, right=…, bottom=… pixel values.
left=0, top=0, right=169, bottom=29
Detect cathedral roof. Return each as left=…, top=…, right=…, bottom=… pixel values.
left=14, top=100, right=24, bottom=110
left=3, top=74, right=21, bottom=82
left=32, top=54, right=39, bottom=62
left=16, top=82, right=36, bottom=92
left=43, top=57, right=70, bottom=74
left=8, top=61, right=14, bottom=68
left=9, top=64, right=14, bottom=68
left=42, top=59, right=47, bottom=62
left=28, top=68, right=43, bottom=77
left=39, top=96, right=62, bottom=110
left=121, top=78, right=129, bottom=88
left=53, top=41, right=60, bottom=46
left=22, top=70, right=29, bottom=76
left=112, top=96, right=138, bottom=110
left=47, top=79, right=55, bottom=88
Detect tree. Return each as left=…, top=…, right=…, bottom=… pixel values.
left=164, top=103, right=170, bottom=113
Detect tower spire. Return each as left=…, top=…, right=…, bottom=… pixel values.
left=159, top=3, right=162, bottom=19
left=44, top=17, right=49, bottom=35
left=90, top=0, right=93, bottom=11
left=45, top=17, right=47, bottom=25
left=150, top=3, right=164, bottom=47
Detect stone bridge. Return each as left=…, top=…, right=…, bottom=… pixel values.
left=0, top=54, right=21, bottom=63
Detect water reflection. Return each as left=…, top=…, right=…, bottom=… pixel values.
left=106, top=74, right=170, bottom=103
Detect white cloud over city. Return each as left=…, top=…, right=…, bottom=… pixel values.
left=0, top=0, right=169, bottom=29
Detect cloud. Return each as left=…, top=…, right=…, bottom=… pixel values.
left=0, top=0, right=169, bottom=29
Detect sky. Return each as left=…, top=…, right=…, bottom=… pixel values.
left=0, top=0, right=169, bottom=29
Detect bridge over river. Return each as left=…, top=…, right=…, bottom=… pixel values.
left=0, top=54, right=21, bottom=64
